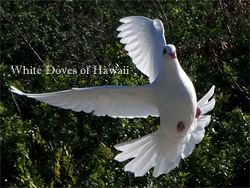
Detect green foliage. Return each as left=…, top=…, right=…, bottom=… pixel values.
left=1, top=1, right=249, bottom=187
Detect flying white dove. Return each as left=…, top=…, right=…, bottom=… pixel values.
left=10, top=16, right=215, bottom=177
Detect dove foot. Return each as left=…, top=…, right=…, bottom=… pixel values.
left=177, top=121, right=185, bottom=132
left=195, top=107, right=201, bottom=118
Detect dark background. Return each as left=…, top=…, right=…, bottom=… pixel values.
left=1, top=1, right=249, bottom=187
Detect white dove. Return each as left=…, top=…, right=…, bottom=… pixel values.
left=10, top=16, right=215, bottom=177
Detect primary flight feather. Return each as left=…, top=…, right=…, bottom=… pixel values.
left=10, top=16, right=215, bottom=177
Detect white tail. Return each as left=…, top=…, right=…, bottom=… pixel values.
left=114, top=130, right=183, bottom=177
left=114, top=86, right=215, bottom=177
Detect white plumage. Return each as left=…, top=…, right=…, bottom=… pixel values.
left=10, top=85, right=158, bottom=118
left=10, top=16, right=215, bottom=177
left=117, top=16, right=166, bottom=83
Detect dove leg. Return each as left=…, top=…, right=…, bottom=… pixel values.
left=177, top=121, right=185, bottom=132
left=195, top=107, right=201, bottom=118
left=176, top=107, right=200, bottom=132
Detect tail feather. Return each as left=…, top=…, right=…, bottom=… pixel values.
left=153, top=154, right=181, bottom=177
left=114, top=86, right=215, bottom=177
left=114, top=146, right=141, bottom=162
left=136, top=152, right=157, bottom=177
left=124, top=143, right=154, bottom=175
left=115, top=130, right=183, bottom=177
left=114, top=131, right=156, bottom=152
left=153, top=156, right=167, bottom=177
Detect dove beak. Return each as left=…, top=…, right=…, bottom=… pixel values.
left=169, top=52, right=177, bottom=59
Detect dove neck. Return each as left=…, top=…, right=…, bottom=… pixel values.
left=163, top=58, right=181, bottom=76
left=152, top=57, right=183, bottom=86
left=153, top=58, right=183, bottom=87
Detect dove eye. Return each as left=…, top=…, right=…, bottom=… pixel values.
left=163, top=48, right=167, bottom=54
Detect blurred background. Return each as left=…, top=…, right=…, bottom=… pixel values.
left=1, top=1, right=249, bottom=187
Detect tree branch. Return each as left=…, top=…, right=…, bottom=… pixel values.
left=15, top=24, right=58, bottom=84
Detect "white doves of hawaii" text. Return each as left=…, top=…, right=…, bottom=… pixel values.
left=10, top=65, right=130, bottom=75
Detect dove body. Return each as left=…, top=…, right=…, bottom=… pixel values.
left=153, top=54, right=197, bottom=138
left=10, top=16, right=215, bottom=178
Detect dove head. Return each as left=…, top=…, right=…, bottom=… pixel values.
left=163, top=44, right=177, bottom=59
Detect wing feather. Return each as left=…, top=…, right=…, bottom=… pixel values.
left=118, top=16, right=166, bottom=83
left=10, top=85, right=159, bottom=118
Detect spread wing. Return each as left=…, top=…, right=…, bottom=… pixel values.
left=117, top=16, right=166, bottom=83
left=10, top=85, right=159, bottom=118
